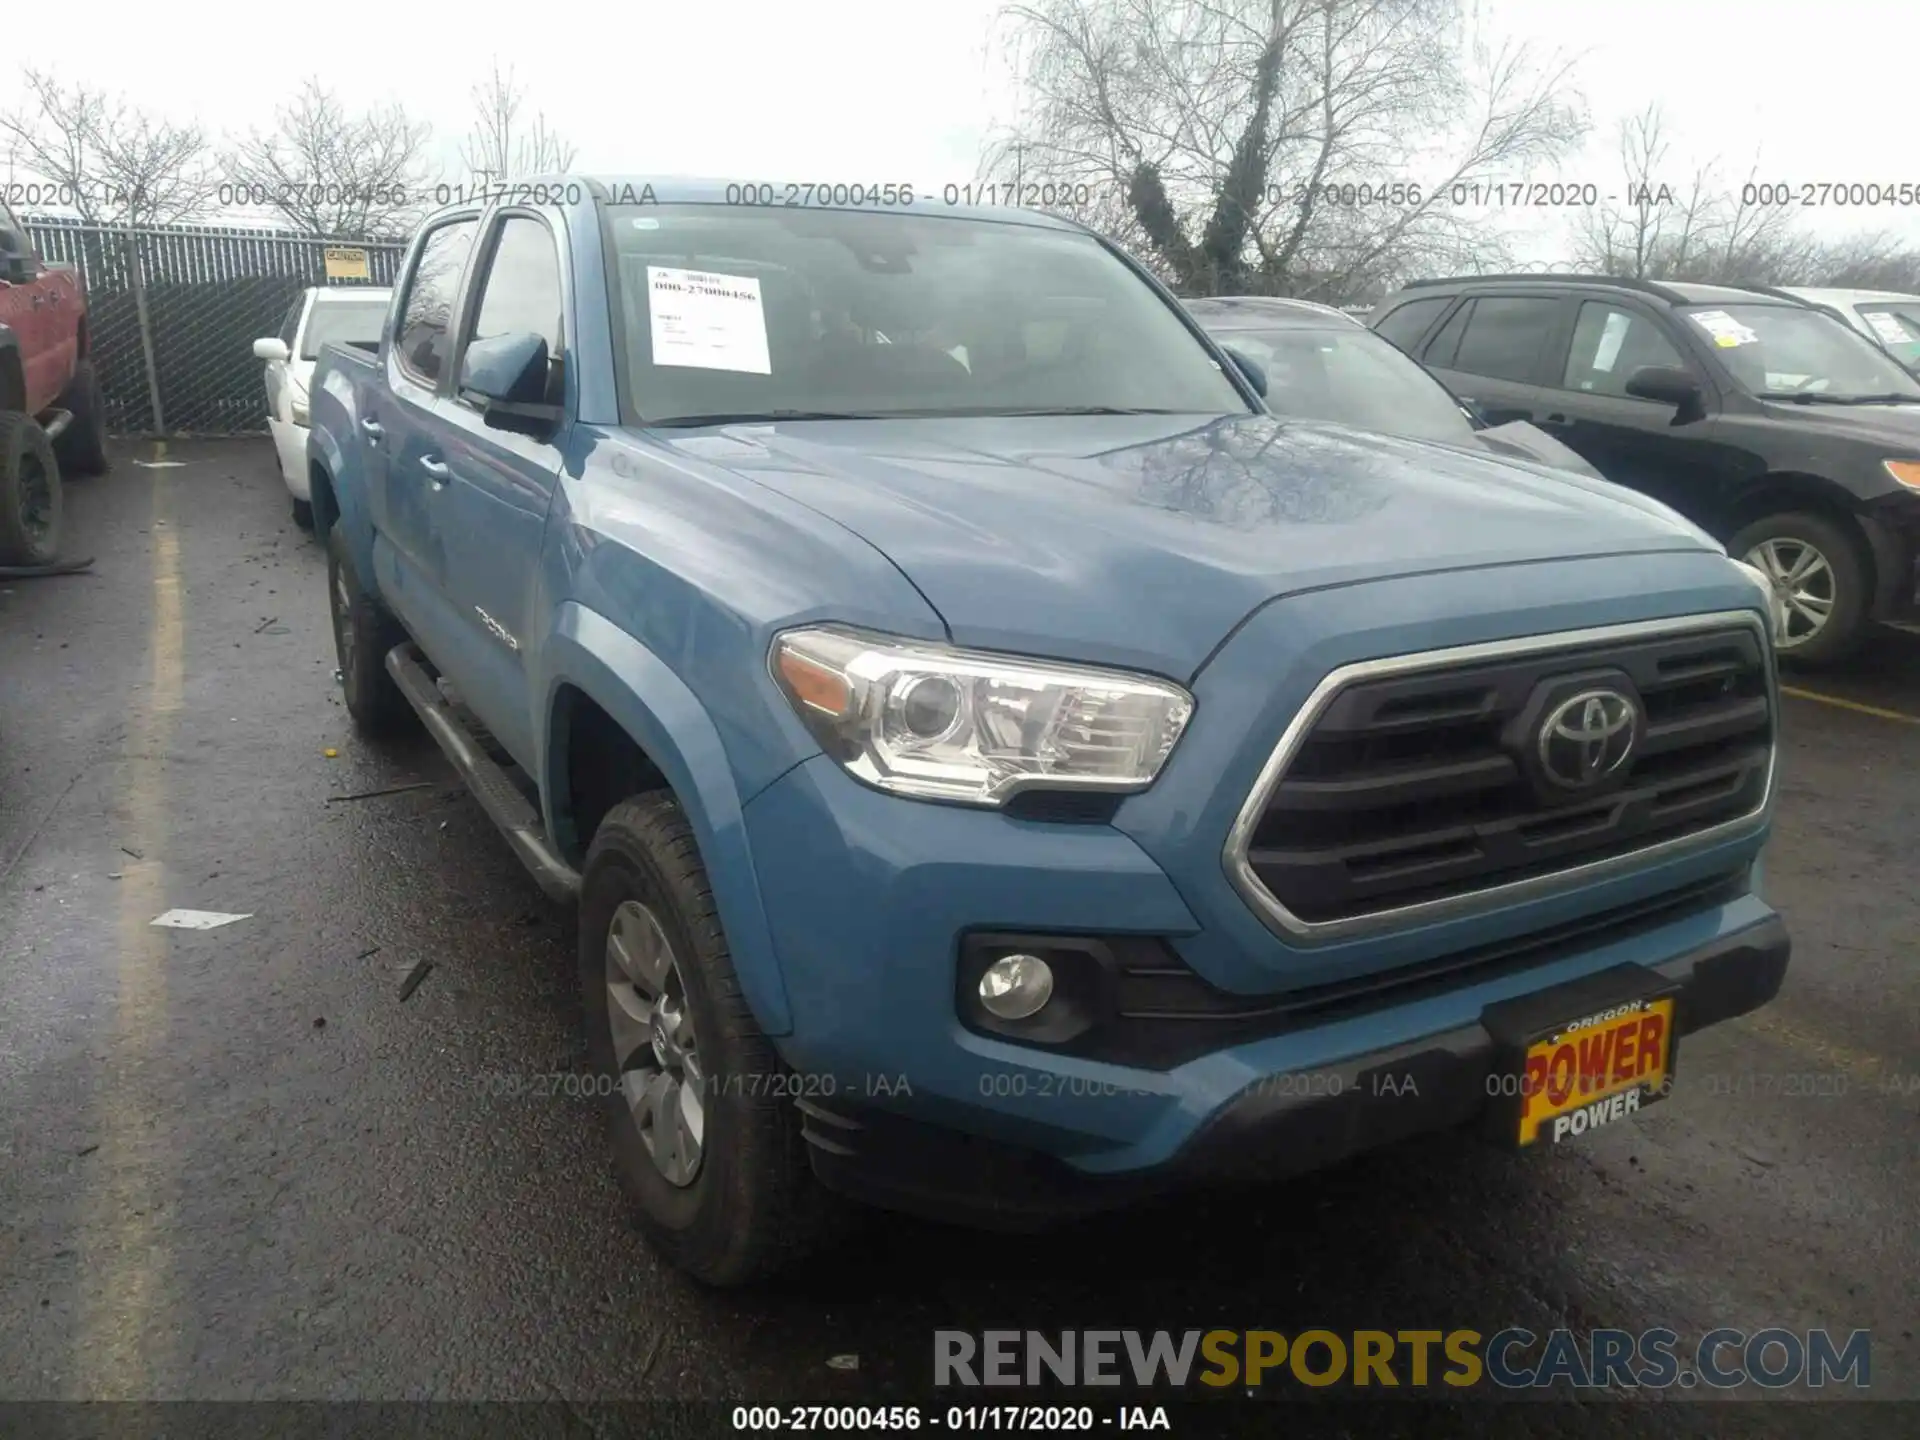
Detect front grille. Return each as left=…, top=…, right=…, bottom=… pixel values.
left=1233, top=615, right=1773, bottom=935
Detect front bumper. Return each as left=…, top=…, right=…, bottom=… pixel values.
left=796, top=911, right=1789, bottom=1227
left=744, top=750, right=1784, bottom=1219
left=1861, top=493, right=1920, bottom=619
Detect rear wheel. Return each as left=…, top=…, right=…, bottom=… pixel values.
left=53, top=360, right=108, bottom=476
left=1729, top=511, right=1868, bottom=665
left=325, top=524, right=414, bottom=736
left=0, top=412, right=62, bottom=568
left=579, top=793, right=839, bottom=1286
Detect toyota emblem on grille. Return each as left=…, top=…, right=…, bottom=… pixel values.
left=1537, top=688, right=1639, bottom=789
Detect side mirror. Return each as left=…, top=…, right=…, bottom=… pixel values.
left=253, top=337, right=290, bottom=362
left=1624, top=364, right=1704, bottom=413
left=1, top=250, right=37, bottom=285
left=1221, top=345, right=1268, bottom=398
left=459, top=330, right=561, bottom=434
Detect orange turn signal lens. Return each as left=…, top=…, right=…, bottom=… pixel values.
left=775, top=645, right=852, bottom=716
left=1884, top=459, right=1920, bottom=490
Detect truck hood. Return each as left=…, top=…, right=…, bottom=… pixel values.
left=665, top=412, right=1722, bottom=679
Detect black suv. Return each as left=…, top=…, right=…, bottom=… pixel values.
left=1370, top=275, right=1920, bottom=662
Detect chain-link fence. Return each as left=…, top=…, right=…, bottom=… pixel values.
left=22, top=217, right=408, bottom=436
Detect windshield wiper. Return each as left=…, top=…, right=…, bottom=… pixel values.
left=648, top=409, right=893, bottom=427
left=1758, top=390, right=1920, bottom=405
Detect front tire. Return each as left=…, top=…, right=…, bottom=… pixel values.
left=0, top=412, right=63, bottom=568
left=53, top=360, right=109, bottom=476
left=579, top=793, right=836, bottom=1286
left=325, top=523, right=414, bottom=736
left=1729, top=511, right=1868, bottom=665
left=292, top=498, right=315, bottom=531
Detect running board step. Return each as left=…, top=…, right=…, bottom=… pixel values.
left=385, top=643, right=580, bottom=903
left=40, top=408, right=72, bottom=442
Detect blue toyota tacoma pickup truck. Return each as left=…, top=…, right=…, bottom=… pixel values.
left=308, top=177, right=1792, bottom=1285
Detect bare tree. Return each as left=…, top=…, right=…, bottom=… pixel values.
left=1567, top=105, right=1811, bottom=284
left=0, top=68, right=218, bottom=226
left=1805, top=231, right=1920, bottom=291
left=225, top=81, right=431, bottom=238
left=458, top=63, right=577, bottom=183
left=993, top=0, right=1587, bottom=298
left=0, top=70, right=221, bottom=430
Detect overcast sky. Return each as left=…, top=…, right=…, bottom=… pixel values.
left=3, top=0, right=1914, bottom=255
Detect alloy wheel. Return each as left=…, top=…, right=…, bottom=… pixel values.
left=605, top=899, right=706, bottom=1186
left=1743, top=536, right=1835, bottom=650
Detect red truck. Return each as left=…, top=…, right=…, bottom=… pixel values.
left=0, top=200, right=106, bottom=570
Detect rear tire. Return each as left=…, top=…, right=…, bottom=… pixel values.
left=1729, top=510, right=1868, bottom=665
left=0, top=412, right=62, bottom=568
left=325, top=523, right=415, bottom=736
left=53, top=361, right=108, bottom=476
left=579, top=793, right=839, bottom=1286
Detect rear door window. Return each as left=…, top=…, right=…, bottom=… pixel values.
left=1448, top=296, right=1561, bottom=383
left=1374, top=295, right=1450, bottom=354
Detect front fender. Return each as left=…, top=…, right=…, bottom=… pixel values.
left=539, top=601, right=794, bottom=1036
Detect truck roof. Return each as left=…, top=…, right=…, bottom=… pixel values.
left=421, top=174, right=1089, bottom=234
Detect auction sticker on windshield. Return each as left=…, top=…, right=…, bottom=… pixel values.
left=1516, top=996, right=1674, bottom=1146
left=1689, top=310, right=1761, bottom=348
left=1866, top=311, right=1918, bottom=346
left=647, top=266, right=772, bottom=374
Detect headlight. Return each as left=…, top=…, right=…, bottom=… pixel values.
left=769, top=626, right=1195, bottom=806
left=1883, top=459, right=1920, bottom=489
left=1730, top=558, right=1789, bottom=648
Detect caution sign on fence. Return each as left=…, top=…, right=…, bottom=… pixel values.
left=323, top=247, right=371, bottom=281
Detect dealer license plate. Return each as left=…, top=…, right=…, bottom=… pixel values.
left=1516, top=996, right=1675, bottom=1146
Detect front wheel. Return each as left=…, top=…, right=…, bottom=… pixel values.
left=1729, top=511, right=1868, bottom=665
left=0, top=412, right=62, bottom=568
left=579, top=793, right=838, bottom=1286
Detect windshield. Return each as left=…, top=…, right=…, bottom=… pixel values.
left=301, top=299, right=390, bottom=360
left=1206, top=324, right=1475, bottom=444
left=1855, top=303, right=1920, bottom=375
left=603, top=204, right=1249, bottom=424
left=1682, top=302, right=1920, bottom=400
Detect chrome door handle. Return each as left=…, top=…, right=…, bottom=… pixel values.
left=419, top=456, right=451, bottom=483
left=360, top=419, right=384, bottom=443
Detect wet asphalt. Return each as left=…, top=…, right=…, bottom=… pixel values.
left=0, top=440, right=1915, bottom=1431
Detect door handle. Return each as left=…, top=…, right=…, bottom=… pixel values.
left=419, top=456, right=451, bottom=484
left=1542, top=413, right=1571, bottom=427
left=360, top=418, right=384, bottom=443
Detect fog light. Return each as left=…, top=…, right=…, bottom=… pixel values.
left=978, top=953, right=1054, bottom=1020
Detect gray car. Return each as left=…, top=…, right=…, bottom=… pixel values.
left=1186, top=294, right=1604, bottom=477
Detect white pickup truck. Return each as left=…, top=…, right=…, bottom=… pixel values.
left=253, top=285, right=390, bottom=528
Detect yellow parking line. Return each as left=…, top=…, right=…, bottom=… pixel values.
left=74, top=477, right=183, bottom=1397
left=1780, top=685, right=1920, bottom=726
